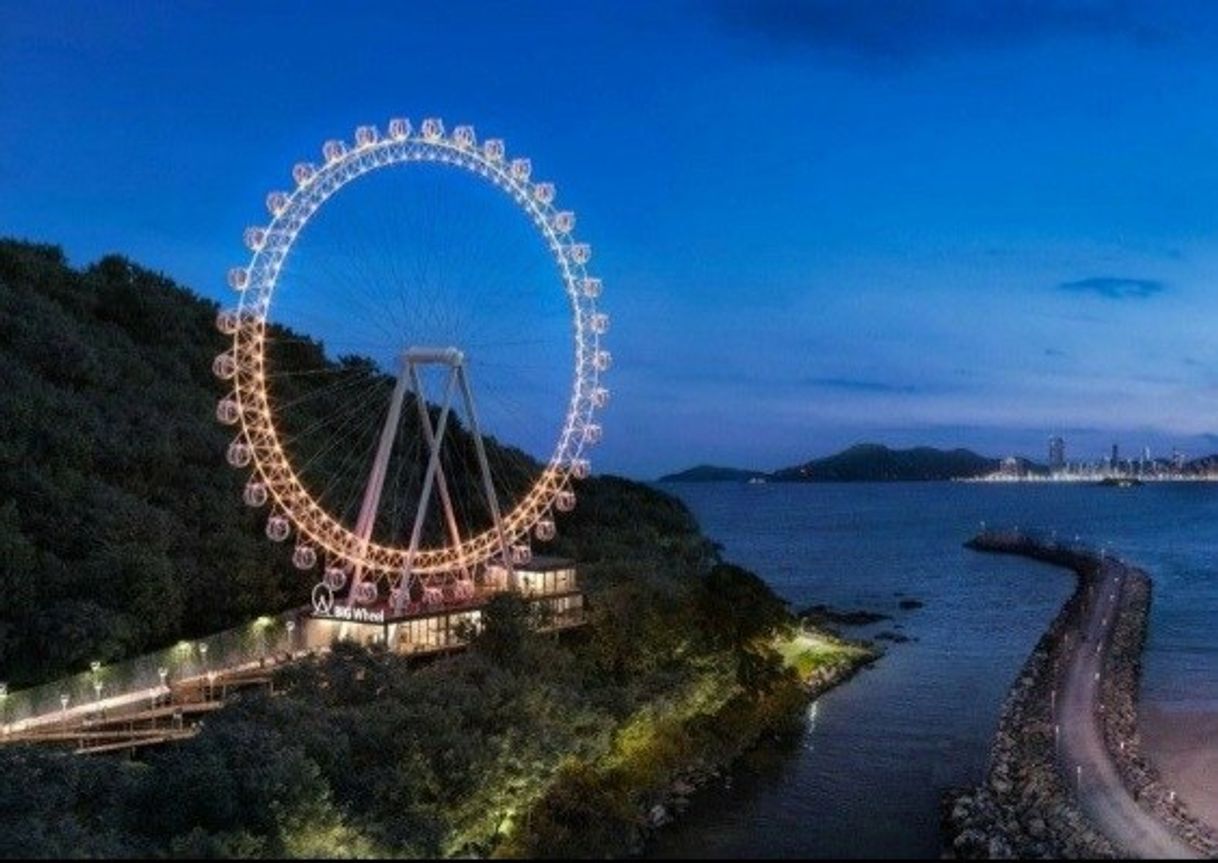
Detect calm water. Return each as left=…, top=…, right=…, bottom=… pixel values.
left=650, top=482, right=1218, bottom=859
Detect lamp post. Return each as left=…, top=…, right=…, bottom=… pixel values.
left=153, top=666, right=168, bottom=709
left=286, top=619, right=297, bottom=654
left=59, top=693, right=69, bottom=727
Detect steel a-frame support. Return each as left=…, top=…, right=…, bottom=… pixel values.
left=346, top=347, right=513, bottom=612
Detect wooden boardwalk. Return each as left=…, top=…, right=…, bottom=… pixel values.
left=2, top=606, right=587, bottom=756
left=2, top=663, right=277, bottom=755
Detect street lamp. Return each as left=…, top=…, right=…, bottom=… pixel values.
left=59, top=693, right=69, bottom=726
left=153, top=666, right=168, bottom=709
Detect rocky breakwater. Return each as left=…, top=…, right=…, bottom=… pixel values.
left=944, top=530, right=1216, bottom=859
left=1098, top=565, right=1218, bottom=857
left=943, top=531, right=1115, bottom=859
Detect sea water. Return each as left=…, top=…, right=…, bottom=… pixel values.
left=648, top=482, right=1218, bottom=858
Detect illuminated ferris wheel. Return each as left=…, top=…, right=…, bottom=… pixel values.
left=212, top=117, right=609, bottom=614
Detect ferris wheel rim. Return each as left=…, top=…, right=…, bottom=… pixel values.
left=219, top=119, right=607, bottom=577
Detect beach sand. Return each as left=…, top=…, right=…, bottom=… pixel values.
left=1142, top=705, right=1218, bottom=830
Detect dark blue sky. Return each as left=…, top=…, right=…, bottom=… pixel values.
left=5, top=1, right=1218, bottom=477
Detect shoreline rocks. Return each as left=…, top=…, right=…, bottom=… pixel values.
left=640, top=635, right=880, bottom=854
left=799, top=604, right=892, bottom=627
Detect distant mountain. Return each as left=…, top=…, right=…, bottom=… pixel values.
left=658, top=464, right=770, bottom=483
left=771, top=444, right=1001, bottom=482
left=1185, top=454, right=1218, bottom=473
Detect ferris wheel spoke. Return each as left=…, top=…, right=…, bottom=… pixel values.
left=285, top=381, right=393, bottom=480
left=306, top=409, right=387, bottom=523
left=277, top=382, right=390, bottom=450
left=273, top=371, right=380, bottom=416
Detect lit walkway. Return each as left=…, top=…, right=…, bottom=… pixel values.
left=2, top=659, right=284, bottom=754
left=1052, top=560, right=1198, bottom=858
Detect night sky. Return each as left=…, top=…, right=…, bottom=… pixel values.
left=5, top=1, right=1218, bottom=478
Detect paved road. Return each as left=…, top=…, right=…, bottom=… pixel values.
left=1054, top=561, right=1200, bottom=859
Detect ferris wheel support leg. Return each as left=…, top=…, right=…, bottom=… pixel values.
left=348, top=359, right=413, bottom=602
left=455, top=365, right=515, bottom=583
left=408, top=363, right=468, bottom=580
left=399, top=370, right=461, bottom=608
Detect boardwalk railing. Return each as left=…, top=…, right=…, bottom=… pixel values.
left=2, top=608, right=302, bottom=732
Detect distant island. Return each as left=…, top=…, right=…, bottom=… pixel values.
left=660, top=444, right=1015, bottom=483
left=771, top=444, right=1016, bottom=482
left=658, top=464, right=771, bottom=483
left=660, top=442, right=1218, bottom=484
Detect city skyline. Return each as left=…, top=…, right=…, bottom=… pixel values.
left=7, top=1, right=1218, bottom=477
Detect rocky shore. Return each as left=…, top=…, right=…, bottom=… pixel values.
left=943, top=530, right=1217, bottom=859
left=641, top=633, right=881, bottom=850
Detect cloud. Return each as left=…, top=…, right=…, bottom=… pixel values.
left=719, top=0, right=1157, bottom=66
left=803, top=376, right=917, bottom=394
left=1056, top=276, right=1166, bottom=300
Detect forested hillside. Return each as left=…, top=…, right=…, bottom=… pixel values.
left=0, top=241, right=304, bottom=684
left=0, top=239, right=714, bottom=685
left=0, top=239, right=858, bottom=859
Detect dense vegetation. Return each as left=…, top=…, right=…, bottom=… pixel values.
left=0, top=240, right=296, bottom=683
left=0, top=239, right=867, bottom=858
left=0, top=239, right=551, bottom=685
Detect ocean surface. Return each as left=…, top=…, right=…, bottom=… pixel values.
left=649, top=481, right=1218, bottom=859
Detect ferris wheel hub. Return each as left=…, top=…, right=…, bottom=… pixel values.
left=403, top=346, right=465, bottom=367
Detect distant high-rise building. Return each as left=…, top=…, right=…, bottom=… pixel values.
left=1111, top=443, right=1119, bottom=468
left=1048, top=436, right=1065, bottom=471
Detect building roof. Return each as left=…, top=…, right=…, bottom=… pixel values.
left=515, top=555, right=575, bottom=572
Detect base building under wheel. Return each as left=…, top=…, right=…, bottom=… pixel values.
left=304, top=556, right=585, bottom=655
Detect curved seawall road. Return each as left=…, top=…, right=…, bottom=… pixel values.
left=944, top=530, right=1214, bottom=859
